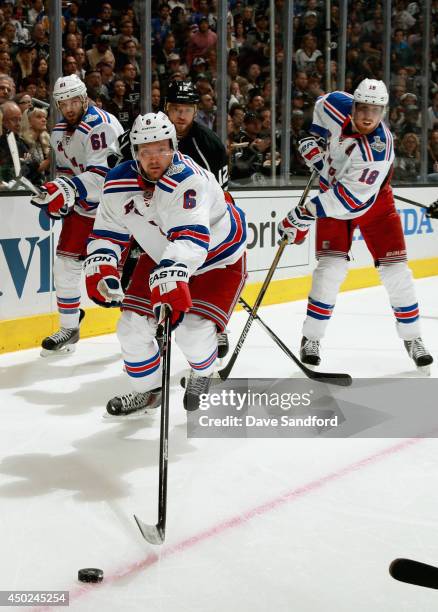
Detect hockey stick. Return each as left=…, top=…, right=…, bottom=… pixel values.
left=134, top=305, right=172, bottom=545
left=238, top=297, right=352, bottom=386
left=393, top=194, right=430, bottom=210
left=218, top=169, right=318, bottom=381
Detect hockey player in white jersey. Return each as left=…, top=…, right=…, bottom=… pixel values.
left=279, top=78, right=433, bottom=372
left=30, top=75, right=124, bottom=355
left=84, top=112, right=247, bottom=414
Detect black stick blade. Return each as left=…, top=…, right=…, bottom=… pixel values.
left=389, top=558, right=438, bottom=589
left=133, top=515, right=165, bottom=545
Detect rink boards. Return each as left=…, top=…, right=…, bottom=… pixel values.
left=1, top=187, right=437, bottom=353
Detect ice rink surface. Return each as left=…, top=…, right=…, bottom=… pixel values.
left=0, top=276, right=438, bottom=612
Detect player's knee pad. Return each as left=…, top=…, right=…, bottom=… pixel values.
left=175, top=313, right=217, bottom=354
left=311, top=257, right=348, bottom=300
left=117, top=311, right=156, bottom=347
left=378, top=262, right=415, bottom=300
left=53, top=256, right=82, bottom=292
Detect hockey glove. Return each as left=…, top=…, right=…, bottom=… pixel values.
left=149, top=259, right=192, bottom=329
left=84, top=252, right=124, bottom=308
left=278, top=205, right=315, bottom=245
left=30, top=177, right=76, bottom=219
left=298, top=137, right=324, bottom=174
left=426, top=200, right=438, bottom=219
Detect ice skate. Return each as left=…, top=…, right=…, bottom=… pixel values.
left=183, top=371, right=213, bottom=411
left=404, top=338, right=433, bottom=375
left=104, top=388, right=162, bottom=420
left=300, top=336, right=321, bottom=367
left=40, top=309, right=85, bottom=357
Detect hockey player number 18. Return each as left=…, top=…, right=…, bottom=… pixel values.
left=358, top=168, right=379, bottom=185
left=90, top=132, right=108, bottom=151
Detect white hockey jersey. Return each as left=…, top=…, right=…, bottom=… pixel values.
left=87, top=151, right=247, bottom=276
left=51, top=105, right=124, bottom=218
left=308, top=91, right=394, bottom=220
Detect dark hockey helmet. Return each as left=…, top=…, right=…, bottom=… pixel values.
left=166, top=81, right=200, bottom=105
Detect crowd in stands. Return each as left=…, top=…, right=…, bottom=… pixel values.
left=0, top=0, right=438, bottom=187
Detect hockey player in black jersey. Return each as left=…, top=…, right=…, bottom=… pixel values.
left=112, top=81, right=231, bottom=357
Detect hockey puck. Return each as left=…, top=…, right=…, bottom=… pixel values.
left=78, top=568, right=104, bottom=583
left=180, top=376, right=186, bottom=388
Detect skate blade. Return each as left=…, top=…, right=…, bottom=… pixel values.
left=40, top=344, right=77, bottom=357
left=101, top=407, right=158, bottom=422
left=417, top=364, right=431, bottom=376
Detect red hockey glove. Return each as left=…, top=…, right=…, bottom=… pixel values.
left=149, top=259, right=192, bottom=328
left=30, top=177, right=76, bottom=219
left=278, top=205, right=315, bottom=245
left=84, top=251, right=124, bottom=308
left=298, top=137, right=324, bottom=173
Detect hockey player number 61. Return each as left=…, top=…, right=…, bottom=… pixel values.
left=90, top=133, right=108, bottom=150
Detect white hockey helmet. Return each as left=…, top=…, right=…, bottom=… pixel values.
left=130, top=112, right=178, bottom=155
left=53, top=74, right=88, bottom=110
left=353, top=78, right=389, bottom=107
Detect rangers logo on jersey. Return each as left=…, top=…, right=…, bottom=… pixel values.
left=370, top=135, right=386, bottom=153
left=84, top=112, right=99, bottom=123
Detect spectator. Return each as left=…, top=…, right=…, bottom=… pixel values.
left=74, top=48, right=88, bottom=79
left=103, top=78, right=135, bottom=129
left=392, top=28, right=414, bottom=66
left=0, top=100, right=39, bottom=183
left=151, top=87, right=161, bottom=112
left=151, top=2, right=172, bottom=45
left=243, top=12, right=270, bottom=67
left=427, top=128, right=438, bottom=179
left=0, top=74, right=13, bottom=103
left=32, top=56, right=49, bottom=84
left=86, top=35, right=115, bottom=70
left=84, top=19, right=104, bottom=50
left=27, top=0, right=44, bottom=26
left=35, top=78, right=48, bottom=102
left=116, top=38, right=141, bottom=73
left=229, top=80, right=244, bottom=108
left=121, top=63, right=141, bottom=111
left=231, top=20, right=246, bottom=51
left=31, top=23, right=49, bottom=60
left=295, top=34, right=322, bottom=74
left=229, top=103, right=245, bottom=139
left=427, top=90, right=438, bottom=131
left=186, top=17, right=217, bottom=68
left=246, top=62, right=262, bottom=91
left=84, top=68, right=109, bottom=102
left=13, top=42, right=37, bottom=88
left=296, top=11, right=323, bottom=47
left=98, top=61, right=115, bottom=90
left=20, top=106, right=50, bottom=184
left=230, top=111, right=270, bottom=181
left=0, top=49, right=11, bottom=75
left=64, top=32, right=80, bottom=55
left=111, top=18, right=139, bottom=51
left=97, top=2, right=117, bottom=35
left=15, top=92, right=32, bottom=113
left=393, top=132, right=420, bottom=181
left=155, top=32, right=178, bottom=74
left=246, top=88, right=265, bottom=113
left=196, top=91, right=216, bottom=130
left=63, top=55, right=79, bottom=76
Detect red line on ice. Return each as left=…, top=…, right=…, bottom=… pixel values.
left=32, top=435, right=425, bottom=611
